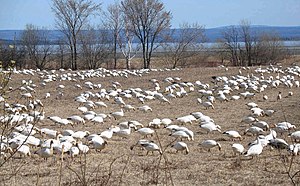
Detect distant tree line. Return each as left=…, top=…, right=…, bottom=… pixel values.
left=216, top=20, right=287, bottom=67
left=0, top=0, right=290, bottom=70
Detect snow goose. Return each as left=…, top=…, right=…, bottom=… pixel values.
left=67, top=115, right=85, bottom=125
left=200, top=122, right=221, bottom=134
left=171, top=141, right=189, bottom=154
left=69, top=146, right=80, bottom=159
left=223, top=130, right=242, bottom=141
left=165, top=125, right=181, bottom=133
left=290, top=131, right=300, bottom=142
left=76, top=141, right=89, bottom=154
left=161, top=118, right=172, bottom=127
left=114, top=126, right=132, bottom=138
left=141, top=142, right=162, bottom=155
left=110, top=109, right=124, bottom=120
left=72, top=131, right=90, bottom=139
left=268, top=138, right=289, bottom=150
left=124, top=104, right=135, bottom=112
left=17, top=145, right=31, bottom=157
left=178, top=127, right=194, bottom=141
left=231, top=95, right=240, bottom=100
left=251, top=107, right=264, bottom=117
left=190, top=112, right=204, bottom=120
left=288, top=144, right=300, bottom=155
left=130, top=139, right=154, bottom=151
left=35, top=140, right=54, bottom=160
left=276, top=122, right=296, bottom=130
left=54, top=141, right=74, bottom=155
left=48, top=116, right=63, bottom=125
left=26, top=135, right=42, bottom=148
left=244, top=137, right=263, bottom=158
left=83, top=113, right=95, bottom=121
left=216, top=93, right=228, bottom=102
left=138, top=105, right=153, bottom=112
left=90, top=137, right=107, bottom=152
left=114, top=96, right=126, bottom=106
left=40, top=128, right=59, bottom=138
left=149, top=118, right=162, bottom=128
left=246, top=102, right=258, bottom=108
left=62, top=129, right=75, bottom=136
left=231, top=143, right=244, bottom=156
left=99, top=127, right=115, bottom=139
left=170, top=131, right=191, bottom=141
left=252, top=121, right=269, bottom=131
left=248, top=136, right=269, bottom=148
left=265, top=129, right=277, bottom=141
left=57, top=118, right=74, bottom=126
left=137, top=128, right=154, bottom=138
left=199, top=140, right=221, bottom=152
left=241, top=116, right=258, bottom=124
left=244, top=126, right=264, bottom=136
left=91, top=115, right=104, bottom=124
left=94, top=101, right=108, bottom=108
left=264, top=109, right=275, bottom=117
left=240, top=91, right=255, bottom=99
left=201, top=101, right=215, bottom=110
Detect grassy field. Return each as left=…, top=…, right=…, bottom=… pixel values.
left=1, top=63, right=300, bottom=186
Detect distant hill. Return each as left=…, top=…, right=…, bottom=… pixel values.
left=0, top=25, right=299, bottom=44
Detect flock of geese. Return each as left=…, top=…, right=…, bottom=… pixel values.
left=1, top=64, right=300, bottom=164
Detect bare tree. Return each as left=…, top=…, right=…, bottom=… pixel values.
left=162, top=22, right=205, bottom=68
left=213, top=39, right=230, bottom=66
left=103, top=2, right=123, bottom=69
left=79, top=26, right=113, bottom=69
left=0, top=38, right=26, bottom=69
left=21, top=24, right=52, bottom=70
left=256, top=32, right=286, bottom=65
left=52, top=0, right=101, bottom=70
left=57, top=38, right=67, bottom=69
left=121, top=0, right=171, bottom=69
left=118, top=19, right=140, bottom=69
left=221, top=26, right=240, bottom=66
left=239, top=20, right=259, bottom=66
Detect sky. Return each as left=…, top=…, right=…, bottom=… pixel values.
left=0, top=0, right=300, bottom=30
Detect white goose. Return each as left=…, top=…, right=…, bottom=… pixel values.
left=200, top=122, right=221, bottom=134
left=199, top=140, right=221, bottom=152
left=171, top=142, right=189, bottom=154
left=111, top=109, right=124, bottom=120
left=170, top=131, right=191, bottom=141
left=17, top=145, right=31, bottom=157
left=91, top=137, right=107, bottom=152
left=231, top=143, right=244, bottom=156
left=137, top=128, right=154, bottom=138
left=223, top=130, right=242, bottom=140
left=141, top=142, right=162, bottom=155
left=76, top=141, right=89, bottom=154
left=290, top=131, right=300, bottom=142
left=35, top=140, right=54, bottom=160
left=114, top=126, right=131, bottom=138
left=244, top=137, right=263, bottom=158
left=72, top=131, right=90, bottom=139
left=67, top=115, right=85, bottom=125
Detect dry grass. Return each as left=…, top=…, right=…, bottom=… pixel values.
left=1, top=63, right=300, bottom=185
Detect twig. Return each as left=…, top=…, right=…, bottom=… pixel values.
left=154, top=130, right=175, bottom=186
left=118, top=154, right=133, bottom=186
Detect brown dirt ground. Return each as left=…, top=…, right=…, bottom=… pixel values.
left=1, top=64, right=300, bottom=186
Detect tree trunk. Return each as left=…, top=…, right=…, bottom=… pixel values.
left=114, top=40, right=117, bottom=69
